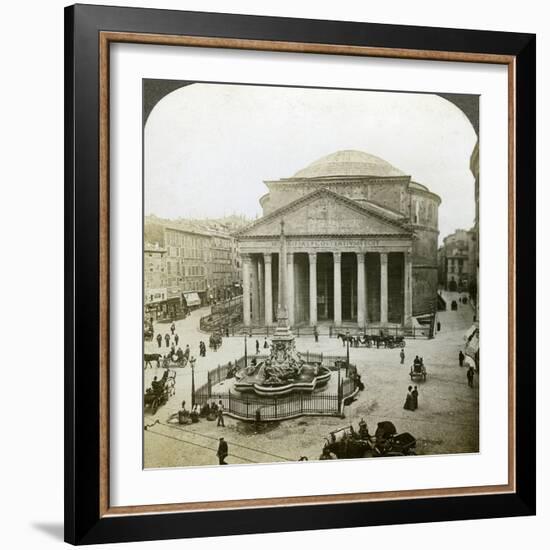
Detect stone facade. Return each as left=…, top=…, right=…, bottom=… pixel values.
left=440, top=228, right=476, bottom=293
left=237, top=150, right=441, bottom=328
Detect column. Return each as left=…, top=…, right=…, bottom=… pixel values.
left=264, top=253, right=273, bottom=326
left=357, top=252, right=366, bottom=327
left=257, top=257, right=264, bottom=323
left=250, top=256, right=260, bottom=324
left=333, top=252, right=342, bottom=326
left=380, top=252, right=388, bottom=324
left=242, top=254, right=251, bottom=327
left=308, top=252, right=317, bottom=326
left=404, top=250, right=413, bottom=325
left=287, top=252, right=295, bottom=326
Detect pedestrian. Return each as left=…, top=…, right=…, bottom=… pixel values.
left=467, top=367, right=475, bottom=388
left=170, top=321, right=175, bottom=335
left=403, top=386, right=414, bottom=411
left=156, top=333, right=162, bottom=348
left=217, top=437, right=228, bottom=465
left=314, top=326, right=319, bottom=343
left=263, top=337, right=269, bottom=349
left=459, top=350, right=465, bottom=367
left=184, top=344, right=190, bottom=360
left=400, top=348, right=405, bottom=365
left=412, top=386, right=419, bottom=410
left=225, top=326, right=230, bottom=338
left=437, top=321, right=441, bottom=332
left=217, top=400, right=225, bottom=427
left=189, top=355, right=196, bottom=371
left=164, top=333, right=170, bottom=348
left=174, top=333, right=179, bottom=346
left=256, top=339, right=260, bottom=354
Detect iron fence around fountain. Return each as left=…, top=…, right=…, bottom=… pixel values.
left=193, top=390, right=342, bottom=421
left=194, top=361, right=360, bottom=422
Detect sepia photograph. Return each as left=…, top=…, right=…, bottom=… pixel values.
left=142, top=80, right=480, bottom=469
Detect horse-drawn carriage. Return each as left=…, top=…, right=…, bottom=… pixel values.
left=161, top=352, right=188, bottom=369
left=410, top=358, right=427, bottom=381
left=320, top=420, right=416, bottom=460
left=209, top=332, right=222, bottom=351
left=144, top=369, right=176, bottom=414
left=337, top=332, right=406, bottom=349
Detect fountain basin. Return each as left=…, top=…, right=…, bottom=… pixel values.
left=235, top=363, right=331, bottom=396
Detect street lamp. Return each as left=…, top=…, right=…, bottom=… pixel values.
left=346, top=329, right=350, bottom=377
left=190, top=356, right=196, bottom=408
left=244, top=333, right=248, bottom=368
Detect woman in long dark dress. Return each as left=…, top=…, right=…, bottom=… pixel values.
left=403, top=386, right=414, bottom=410
left=412, top=386, right=419, bottom=410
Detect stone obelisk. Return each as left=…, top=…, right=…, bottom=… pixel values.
left=273, top=219, right=293, bottom=341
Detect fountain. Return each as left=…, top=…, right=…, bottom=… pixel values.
left=235, top=220, right=332, bottom=397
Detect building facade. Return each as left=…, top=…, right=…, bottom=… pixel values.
left=144, top=242, right=167, bottom=320
left=208, top=232, right=242, bottom=302
left=164, top=226, right=210, bottom=312
left=237, top=150, right=441, bottom=328
left=161, top=225, right=243, bottom=314
left=441, top=228, right=476, bottom=293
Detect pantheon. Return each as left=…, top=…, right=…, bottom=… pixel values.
left=237, top=150, right=440, bottom=329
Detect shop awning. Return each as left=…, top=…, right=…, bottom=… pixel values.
left=183, top=292, right=201, bottom=307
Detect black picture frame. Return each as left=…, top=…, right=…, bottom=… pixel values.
left=65, top=3, right=536, bottom=545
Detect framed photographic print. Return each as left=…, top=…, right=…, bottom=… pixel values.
left=64, top=4, right=536, bottom=545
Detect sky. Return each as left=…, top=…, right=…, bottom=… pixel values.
left=144, top=83, right=478, bottom=241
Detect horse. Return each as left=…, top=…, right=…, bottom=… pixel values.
left=337, top=332, right=354, bottom=346
left=143, top=353, right=162, bottom=368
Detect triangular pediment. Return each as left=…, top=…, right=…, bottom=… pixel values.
left=239, top=189, right=410, bottom=238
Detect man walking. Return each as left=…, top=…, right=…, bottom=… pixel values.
left=164, top=333, right=170, bottom=348
left=217, top=400, right=225, bottom=427
left=314, top=326, right=319, bottom=343
left=217, top=437, right=228, bottom=465
left=256, top=339, right=260, bottom=354
left=400, top=348, right=405, bottom=365
left=458, top=350, right=465, bottom=367
left=156, top=333, right=162, bottom=348
left=174, top=333, right=179, bottom=346
left=170, top=321, right=176, bottom=335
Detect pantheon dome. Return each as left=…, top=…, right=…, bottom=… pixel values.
left=293, top=150, right=406, bottom=179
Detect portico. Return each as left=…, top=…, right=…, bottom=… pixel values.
left=241, top=243, right=413, bottom=329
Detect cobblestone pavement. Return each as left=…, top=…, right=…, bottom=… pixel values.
left=144, top=300, right=478, bottom=468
